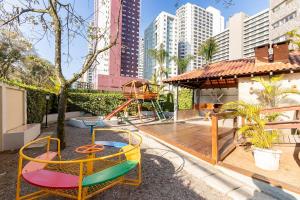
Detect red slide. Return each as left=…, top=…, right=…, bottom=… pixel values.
left=105, top=99, right=134, bottom=120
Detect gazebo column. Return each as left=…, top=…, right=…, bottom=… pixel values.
left=174, top=84, right=179, bottom=121
left=192, top=89, right=195, bottom=109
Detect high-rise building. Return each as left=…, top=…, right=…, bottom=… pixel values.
left=143, top=12, right=177, bottom=80
left=138, top=38, right=144, bottom=79
left=269, top=0, right=300, bottom=43
left=243, top=9, right=269, bottom=58
left=206, top=6, right=225, bottom=36
left=177, top=3, right=223, bottom=71
left=212, top=0, right=300, bottom=63
left=92, top=0, right=141, bottom=91
left=213, top=10, right=269, bottom=62
left=212, top=29, right=229, bottom=62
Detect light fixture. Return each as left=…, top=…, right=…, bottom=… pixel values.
left=270, top=71, right=273, bottom=76
left=290, top=70, right=294, bottom=74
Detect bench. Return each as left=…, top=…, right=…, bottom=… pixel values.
left=3, top=123, right=41, bottom=150
left=22, top=151, right=58, bottom=174
left=82, top=160, right=138, bottom=187
left=22, top=169, right=79, bottom=189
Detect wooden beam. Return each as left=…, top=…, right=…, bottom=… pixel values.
left=211, top=114, right=218, bottom=164
left=261, top=105, right=300, bottom=113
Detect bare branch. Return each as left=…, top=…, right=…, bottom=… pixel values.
left=67, top=0, right=124, bottom=85
left=0, top=8, right=49, bottom=27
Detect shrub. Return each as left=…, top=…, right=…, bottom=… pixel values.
left=27, top=89, right=56, bottom=123
left=178, top=88, right=192, bottom=110
left=68, top=92, right=124, bottom=116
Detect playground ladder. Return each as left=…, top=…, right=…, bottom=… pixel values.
left=151, top=100, right=166, bottom=120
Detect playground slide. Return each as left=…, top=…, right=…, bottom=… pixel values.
left=105, top=99, right=134, bottom=120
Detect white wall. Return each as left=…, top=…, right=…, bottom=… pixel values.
left=194, top=88, right=238, bottom=104
left=228, top=12, right=248, bottom=60
left=238, top=73, right=300, bottom=122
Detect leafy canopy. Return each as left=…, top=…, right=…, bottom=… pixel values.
left=148, top=43, right=169, bottom=80
left=198, top=37, right=218, bottom=64
left=172, top=55, right=194, bottom=75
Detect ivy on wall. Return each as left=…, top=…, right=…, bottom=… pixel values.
left=178, top=88, right=193, bottom=110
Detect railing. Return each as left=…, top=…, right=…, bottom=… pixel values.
left=211, top=112, right=238, bottom=164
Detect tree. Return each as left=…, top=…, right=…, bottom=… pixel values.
left=198, top=37, right=218, bottom=65
left=172, top=55, right=194, bottom=75
left=0, top=0, right=123, bottom=148
left=148, top=43, right=169, bottom=82
left=287, top=29, right=300, bottom=49
left=0, top=29, right=32, bottom=79
left=21, top=55, right=59, bottom=90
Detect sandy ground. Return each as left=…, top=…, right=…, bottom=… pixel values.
left=0, top=123, right=230, bottom=200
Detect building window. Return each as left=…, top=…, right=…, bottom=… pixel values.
left=272, top=11, right=297, bottom=29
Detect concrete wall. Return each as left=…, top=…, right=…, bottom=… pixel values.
left=238, top=73, right=300, bottom=121
left=0, top=83, right=26, bottom=151
left=42, top=111, right=82, bottom=123
left=5, top=87, right=25, bottom=131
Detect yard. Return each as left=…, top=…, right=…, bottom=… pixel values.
left=0, top=123, right=229, bottom=200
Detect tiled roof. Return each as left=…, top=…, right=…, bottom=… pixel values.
left=164, top=51, right=300, bottom=83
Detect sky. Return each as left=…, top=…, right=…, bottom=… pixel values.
left=22, top=0, right=269, bottom=79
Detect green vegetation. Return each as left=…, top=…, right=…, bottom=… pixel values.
left=287, top=29, right=300, bottom=49
left=252, top=75, right=300, bottom=108
left=0, top=30, right=32, bottom=79
left=221, top=101, right=278, bottom=149
left=198, top=37, right=218, bottom=64
left=148, top=43, right=170, bottom=81
left=172, top=55, right=194, bottom=74
left=178, top=88, right=193, bottom=110
left=68, top=92, right=124, bottom=116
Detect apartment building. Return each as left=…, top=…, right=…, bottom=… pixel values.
left=177, top=3, right=213, bottom=71
left=213, top=11, right=269, bottom=61
left=143, top=12, right=177, bottom=80
left=92, top=0, right=141, bottom=91
left=138, top=38, right=144, bottom=79
left=243, top=9, right=269, bottom=58
left=269, top=0, right=300, bottom=43
left=212, top=29, right=229, bottom=62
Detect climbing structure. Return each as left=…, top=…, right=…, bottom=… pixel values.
left=105, top=80, right=166, bottom=120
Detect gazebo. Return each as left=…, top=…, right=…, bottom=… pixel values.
left=164, top=42, right=300, bottom=120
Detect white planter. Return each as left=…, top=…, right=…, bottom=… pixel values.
left=253, top=147, right=282, bottom=171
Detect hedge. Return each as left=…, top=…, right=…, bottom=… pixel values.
left=68, top=92, right=125, bottom=116
left=27, top=89, right=57, bottom=123
left=1, top=78, right=194, bottom=124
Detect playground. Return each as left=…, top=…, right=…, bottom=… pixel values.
left=0, top=123, right=228, bottom=200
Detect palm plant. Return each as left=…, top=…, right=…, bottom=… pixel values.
left=221, top=101, right=278, bottom=149
left=148, top=43, right=169, bottom=82
left=286, top=29, right=300, bottom=49
left=172, top=55, right=194, bottom=75
left=251, top=75, right=300, bottom=108
left=198, top=38, right=218, bottom=64
left=150, top=69, right=164, bottom=99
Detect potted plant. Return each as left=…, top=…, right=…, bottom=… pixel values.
left=221, top=101, right=281, bottom=170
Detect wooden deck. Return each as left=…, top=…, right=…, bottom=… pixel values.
left=138, top=120, right=300, bottom=194
left=221, top=145, right=300, bottom=194
left=138, top=121, right=234, bottom=164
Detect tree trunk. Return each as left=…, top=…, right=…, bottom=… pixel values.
left=56, top=85, right=68, bottom=149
